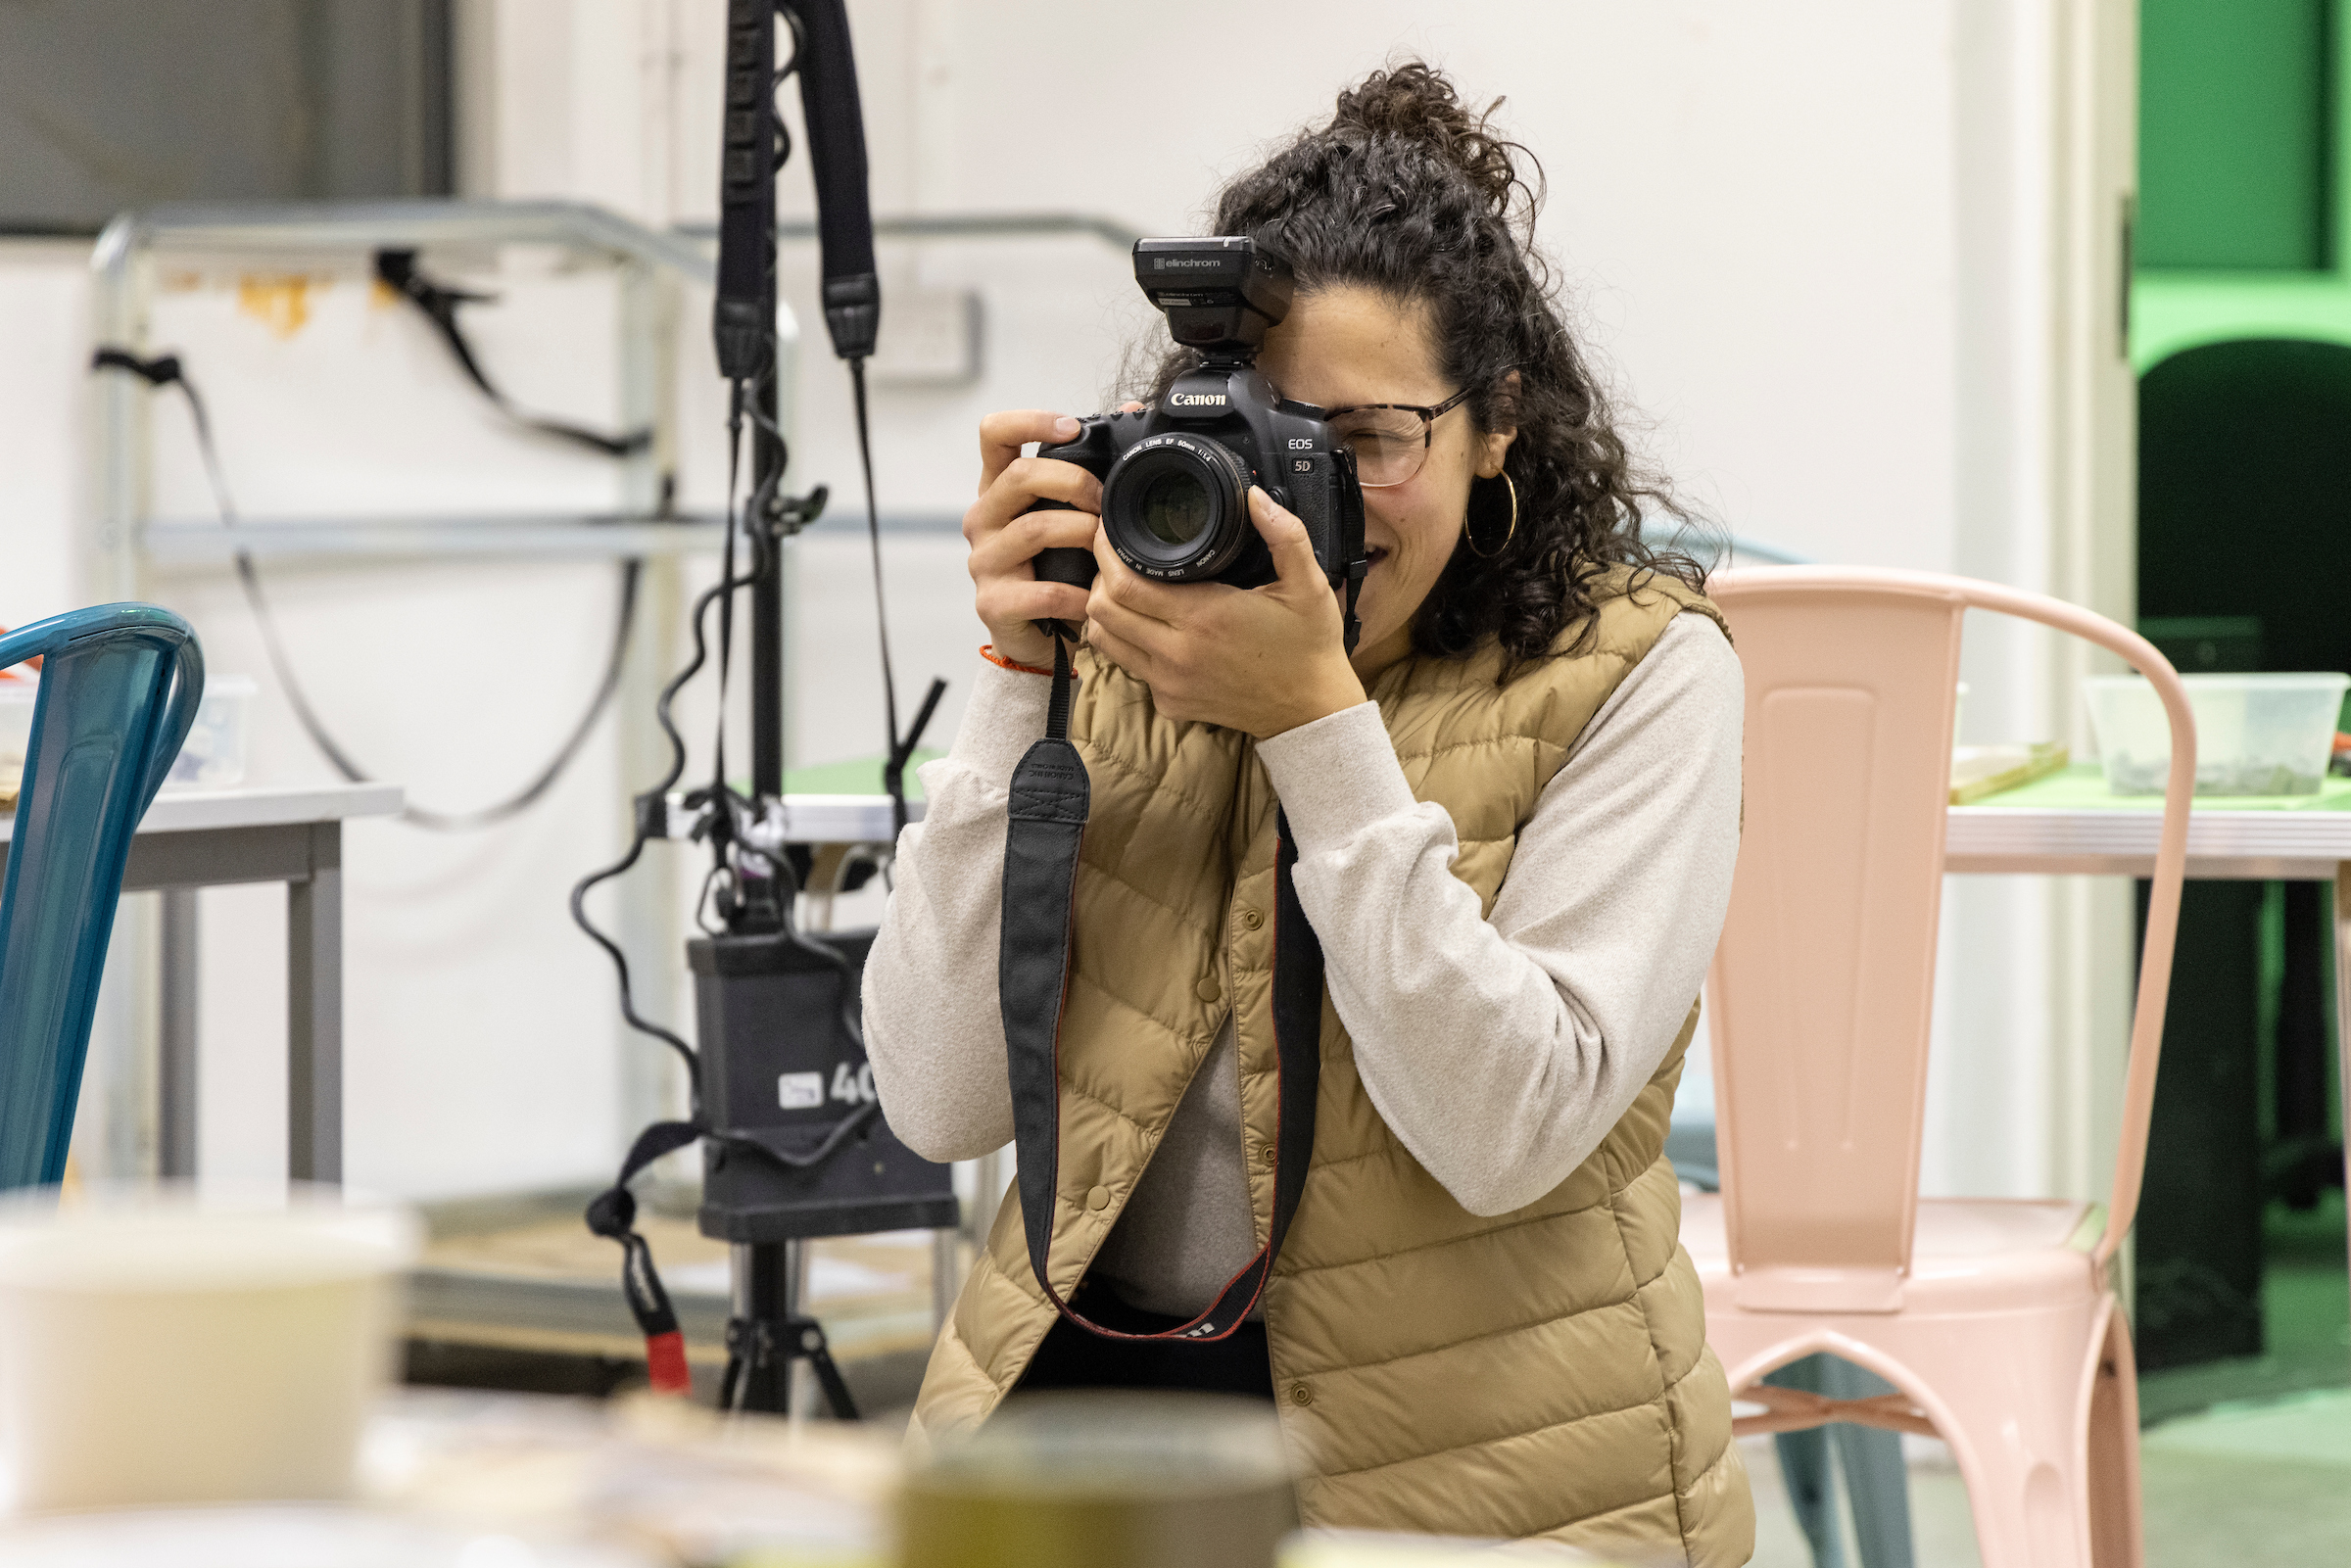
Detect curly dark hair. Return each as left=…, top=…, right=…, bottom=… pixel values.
left=1129, top=62, right=1711, bottom=676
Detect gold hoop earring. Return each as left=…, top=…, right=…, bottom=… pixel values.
left=1466, top=472, right=1517, bottom=558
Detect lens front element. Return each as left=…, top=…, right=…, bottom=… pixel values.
left=1139, top=470, right=1213, bottom=546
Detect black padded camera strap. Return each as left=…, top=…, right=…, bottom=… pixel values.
left=999, top=638, right=1322, bottom=1342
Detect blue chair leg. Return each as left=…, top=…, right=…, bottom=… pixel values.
left=1767, top=1356, right=1846, bottom=1568
left=1767, top=1354, right=1918, bottom=1568
left=1821, top=1358, right=1914, bottom=1568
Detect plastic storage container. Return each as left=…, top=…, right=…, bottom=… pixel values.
left=2085, top=672, right=2351, bottom=796
left=0, top=677, right=36, bottom=806
left=3, top=675, right=256, bottom=798
left=165, top=675, right=258, bottom=789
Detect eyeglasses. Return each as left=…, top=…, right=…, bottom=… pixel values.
left=1322, top=385, right=1477, bottom=489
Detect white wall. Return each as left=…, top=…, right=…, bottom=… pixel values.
left=0, top=1, right=2130, bottom=1206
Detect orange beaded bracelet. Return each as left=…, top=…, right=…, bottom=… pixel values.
left=979, top=643, right=1056, bottom=676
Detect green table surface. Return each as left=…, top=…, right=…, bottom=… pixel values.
left=1972, top=763, right=2351, bottom=813
left=769, top=750, right=943, bottom=801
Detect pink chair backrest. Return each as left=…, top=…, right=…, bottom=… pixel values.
left=1704, top=567, right=2195, bottom=1311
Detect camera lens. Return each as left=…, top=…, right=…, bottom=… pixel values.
left=1139, top=470, right=1213, bottom=546
left=1100, top=434, right=1252, bottom=582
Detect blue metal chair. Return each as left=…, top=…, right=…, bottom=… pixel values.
left=1670, top=1114, right=1915, bottom=1568
left=0, top=605, right=202, bottom=1189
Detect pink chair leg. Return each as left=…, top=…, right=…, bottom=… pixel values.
left=1922, top=1307, right=2117, bottom=1568
left=2085, top=1305, right=2144, bottom=1568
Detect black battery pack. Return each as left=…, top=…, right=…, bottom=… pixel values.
left=690, top=927, right=959, bottom=1243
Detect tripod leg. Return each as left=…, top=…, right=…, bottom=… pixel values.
left=727, top=1243, right=792, bottom=1413
left=786, top=1315, right=862, bottom=1421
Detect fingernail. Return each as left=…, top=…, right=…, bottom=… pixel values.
left=1053, top=416, right=1080, bottom=439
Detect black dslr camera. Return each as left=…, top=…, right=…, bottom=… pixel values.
left=1032, top=237, right=1367, bottom=646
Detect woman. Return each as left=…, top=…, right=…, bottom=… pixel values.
left=863, top=62, right=1751, bottom=1563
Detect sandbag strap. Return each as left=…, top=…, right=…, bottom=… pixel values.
left=999, top=641, right=1322, bottom=1342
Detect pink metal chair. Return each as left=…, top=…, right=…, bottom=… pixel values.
left=1682, top=566, right=2194, bottom=1568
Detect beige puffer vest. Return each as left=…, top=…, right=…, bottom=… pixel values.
left=911, top=567, right=1752, bottom=1563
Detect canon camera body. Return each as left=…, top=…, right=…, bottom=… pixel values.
left=1032, top=238, right=1367, bottom=641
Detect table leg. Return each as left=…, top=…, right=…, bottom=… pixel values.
left=2336, top=864, right=2351, bottom=1314
left=932, top=1226, right=962, bottom=1334
left=289, top=823, right=343, bottom=1184
left=159, top=887, right=199, bottom=1179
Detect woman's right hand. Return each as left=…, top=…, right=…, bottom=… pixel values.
left=965, top=410, right=1103, bottom=670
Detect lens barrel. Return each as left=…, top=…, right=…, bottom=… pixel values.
left=1100, top=434, right=1253, bottom=581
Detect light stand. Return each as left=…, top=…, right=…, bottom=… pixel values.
left=696, top=0, right=957, bottom=1419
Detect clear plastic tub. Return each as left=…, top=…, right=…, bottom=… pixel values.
left=2085, top=672, right=2351, bottom=796
left=166, top=675, right=258, bottom=789
left=2, top=675, right=255, bottom=797
left=0, top=678, right=36, bottom=805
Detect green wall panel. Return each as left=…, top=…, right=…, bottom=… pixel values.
left=2139, top=0, right=2332, bottom=270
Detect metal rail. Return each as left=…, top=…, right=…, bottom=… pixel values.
left=84, top=197, right=744, bottom=1179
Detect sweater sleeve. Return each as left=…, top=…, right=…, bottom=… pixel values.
left=1254, top=613, right=1743, bottom=1216
left=859, top=658, right=1050, bottom=1162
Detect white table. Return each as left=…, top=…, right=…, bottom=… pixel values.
left=0, top=784, right=404, bottom=1183
left=1945, top=799, right=2351, bottom=1259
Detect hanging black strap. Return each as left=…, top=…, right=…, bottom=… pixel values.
left=586, top=1099, right=881, bottom=1395
left=373, top=250, right=651, bottom=457
left=999, top=638, right=1322, bottom=1342
left=585, top=1119, right=703, bottom=1394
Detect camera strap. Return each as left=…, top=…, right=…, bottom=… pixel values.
left=999, top=639, right=1322, bottom=1342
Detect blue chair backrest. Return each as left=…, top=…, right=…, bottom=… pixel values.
left=0, top=605, right=203, bottom=1189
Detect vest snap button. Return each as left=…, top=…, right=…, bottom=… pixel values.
left=1239, top=908, right=1264, bottom=931
left=1086, top=1184, right=1112, bottom=1212
left=1258, top=1145, right=1277, bottom=1167
left=1288, top=1383, right=1314, bottom=1407
left=1195, top=974, right=1223, bottom=1003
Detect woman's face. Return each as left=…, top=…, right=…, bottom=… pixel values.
left=1256, top=284, right=1514, bottom=671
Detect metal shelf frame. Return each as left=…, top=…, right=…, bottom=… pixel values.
left=84, top=198, right=762, bottom=1176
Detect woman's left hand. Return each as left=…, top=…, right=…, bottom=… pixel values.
left=1084, top=487, right=1367, bottom=737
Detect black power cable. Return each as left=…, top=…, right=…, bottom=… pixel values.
left=90, top=348, right=637, bottom=833
left=569, top=376, right=773, bottom=1090
left=373, top=250, right=653, bottom=458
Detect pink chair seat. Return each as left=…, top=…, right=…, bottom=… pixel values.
left=1681, top=1194, right=2101, bottom=1314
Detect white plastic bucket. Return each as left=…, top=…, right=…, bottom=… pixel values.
left=0, top=1184, right=419, bottom=1515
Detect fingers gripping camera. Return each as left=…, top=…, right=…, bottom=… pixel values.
left=1032, top=238, right=1369, bottom=650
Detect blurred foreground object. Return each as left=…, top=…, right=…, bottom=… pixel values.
left=900, top=1393, right=1295, bottom=1568
left=367, top=1388, right=895, bottom=1565
left=0, top=1505, right=657, bottom=1568
left=0, top=1183, right=417, bottom=1513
